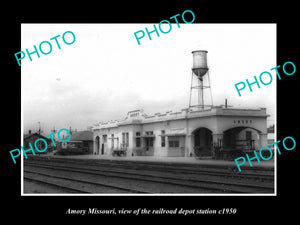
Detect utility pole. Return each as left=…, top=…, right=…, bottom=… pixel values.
left=50, top=126, right=57, bottom=151
left=51, top=126, right=57, bottom=140
left=38, top=121, right=43, bottom=135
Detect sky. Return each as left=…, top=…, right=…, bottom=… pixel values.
left=21, top=23, right=276, bottom=135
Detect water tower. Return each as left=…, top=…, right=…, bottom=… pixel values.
left=188, top=50, right=213, bottom=110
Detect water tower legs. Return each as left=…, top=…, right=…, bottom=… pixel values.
left=188, top=70, right=212, bottom=110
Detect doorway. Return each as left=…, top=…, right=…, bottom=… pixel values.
left=193, top=127, right=213, bottom=157
left=95, top=136, right=100, bottom=154
left=144, top=137, right=154, bottom=156
left=101, top=143, right=104, bottom=155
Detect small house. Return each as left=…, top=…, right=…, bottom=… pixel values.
left=68, top=130, right=93, bottom=154
left=23, top=130, right=53, bottom=154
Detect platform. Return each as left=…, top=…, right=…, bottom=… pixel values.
left=39, top=151, right=275, bottom=169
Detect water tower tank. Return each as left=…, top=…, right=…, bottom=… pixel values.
left=192, top=50, right=208, bottom=78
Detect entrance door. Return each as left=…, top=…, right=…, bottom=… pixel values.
left=95, top=136, right=100, bottom=154
left=101, top=144, right=104, bottom=155
left=145, top=138, right=154, bottom=156
left=193, top=128, right=213, bottom=157
left=246, top=130, right=254, bottom=149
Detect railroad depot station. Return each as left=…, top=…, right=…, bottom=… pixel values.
left=92, top=50, right=270, bottom=159
left=92, top=107, right=268, bottom=159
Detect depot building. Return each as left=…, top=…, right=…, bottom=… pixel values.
left=92, top=106, right=268, bottom=159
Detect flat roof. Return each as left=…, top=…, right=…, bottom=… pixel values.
left=93, top=106, right=268, bottom=130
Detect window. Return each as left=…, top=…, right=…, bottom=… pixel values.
left=168, top=137, right=180, bottom=148
left=136, top=132, right=141, bottom=147
left=102, top=135, right=107, bottom=143
left=161, top=130, right=165, bottom=147
left=122, top=132, right=129, bottom=147
left=145, top=131, right=153, bottom=135
left=169, top=140, right=179, bottom=148
left=111, top=134, right=114, bottom=149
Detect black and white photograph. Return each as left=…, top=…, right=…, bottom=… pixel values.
left=21, top=23, right=276, bottom=195
left=4, top=4, right=298, bottom=221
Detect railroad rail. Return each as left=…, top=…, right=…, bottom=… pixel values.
left=24, top=156, right=274, bottom=194
left=27, top=156, right=274, bottom=181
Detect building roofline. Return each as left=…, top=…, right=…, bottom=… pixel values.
left=92, top=106, right=268, bottom=130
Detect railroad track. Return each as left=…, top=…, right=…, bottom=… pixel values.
left=26, top=156, right=274, bottom=181
left=24, top=170, right=149, bottom=194
left=24, top=176, right=91, bottom=193
left=24, top=157, right=274, bottom=194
